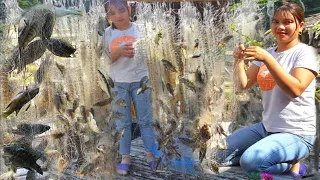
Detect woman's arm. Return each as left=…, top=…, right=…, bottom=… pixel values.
left=233, top=61, right=259, bottom=89
left=265, top=58, right=316, bottom=98
left=233, top=44, right=259, bottom=90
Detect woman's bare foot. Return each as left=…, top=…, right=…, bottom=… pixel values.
left=291, top=161, right=300, bottom=174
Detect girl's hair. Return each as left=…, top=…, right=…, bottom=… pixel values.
left=104, top=0, right=130, bottom=29
left=274, top=2, right=304, bottom=32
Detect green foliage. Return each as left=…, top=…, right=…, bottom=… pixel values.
left=229, top=22, right=264, bottom=47
left=311, top=21, right=320, bottom=37
left=17, top=0, right=41, bottom=9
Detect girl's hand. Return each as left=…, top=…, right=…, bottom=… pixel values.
left=120, top=43, right=135, bottom=58
left=233, top=44, right=246, bottom=62
left=243, top=46, right=270, bottom=62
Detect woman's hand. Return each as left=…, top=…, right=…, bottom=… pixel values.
left=233, top=44, right=246, bottom=62
left=120, top=43, right=135, bottom=58
left=243, top=46, right=271, bottom=62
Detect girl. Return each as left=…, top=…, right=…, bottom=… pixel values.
left=103, top=0, right=156, bottom=175
left=217, top=2, right=318, bottom=179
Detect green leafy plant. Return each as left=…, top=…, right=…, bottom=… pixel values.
left=230, top=22, right=264, bottom=47
left=17, top=0, right=41, bottom=9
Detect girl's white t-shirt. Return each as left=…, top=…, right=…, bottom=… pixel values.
left=104, top=22, right=148, bottom=83
left=252, top=43, right=318, bottom=135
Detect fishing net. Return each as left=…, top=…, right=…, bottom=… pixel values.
left=0, top=0, right=266, bottom=178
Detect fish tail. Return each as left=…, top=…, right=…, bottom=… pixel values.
left=33, top=164, right=43, bottom=175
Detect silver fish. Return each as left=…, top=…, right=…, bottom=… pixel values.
left=137, top=76, right=151, bottom=95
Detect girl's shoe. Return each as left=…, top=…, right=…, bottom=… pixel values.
left=148, top=160, right=158, bottom=172
left=117, top=163, right=131, bottom=175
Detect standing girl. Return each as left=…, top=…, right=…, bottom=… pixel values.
left=104, top=0, right=156, bottom=175
left=217, top=2, right=318, bottom=179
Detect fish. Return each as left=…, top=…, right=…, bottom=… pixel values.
left=115, top=98, right=127, bottom=107
left=161, top=59, right=177, bottom=72
left=44, top=38, right=76, bottom=57
left=97, top=16, right=109, bottom=36
left=79, top=105, right=88, bottom=122
left=217, top=35, right=233, bottom=47
left=209, top=161, right=220, bottom=174
left=55, top=62, right=66, bottom=76
left=166, top=82, right=175, bottom=97
left=4, top=40, right=47, bottom=73
left=18, top=6, right=54, bottom=49
left=74, top=162, right=94, bottom=176
left=3, top=146, right=43, bottom=174
left=97, top=70, right=113, bottom=98
left=137, top=76, right=151, bottom=95
left=93, top=98, right=113, bottom=107
left=53, top=94, right=65, bottom=113
left=51, top=132, right=65, bottom=139
left=111, top=111, right=126, bottom=120
left=164, top=120, right=177, bottom=136
left=199, top=124, right=211, bottom=141
left=193, top=38, right=199, bottom=50
left=191, top=54, right=201, bottom=58
left=12, top=123, right=51, bottom=136
left=26, top=170, right=36, bottom=180
left=65, top=108, right=75, bottom=119
left=214, top=124, right=228, bottom=137
left=34, top=54, right=53, bottom=84
left=87, top=112, right=104, bottom=134
left=178, top=76, right=197, bottom=93
left=72, top=98, right=80, bottom=112
left=2, top=87, right=40, bottom=118
left=156, top=98, right=171, bottom=115
left=57, top=114, right=70, bottom=127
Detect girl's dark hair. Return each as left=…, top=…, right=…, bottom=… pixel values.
left=274, top=2, right=304, bottom=33
left=104, top=0, right=130, bottom=29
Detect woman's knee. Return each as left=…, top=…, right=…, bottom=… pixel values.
left=240, top=150, right=267, bottom=172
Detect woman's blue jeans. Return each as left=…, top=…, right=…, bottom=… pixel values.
left=112, top=82, right=155, bottom=155
left=216, top=122, right=315, bottom=174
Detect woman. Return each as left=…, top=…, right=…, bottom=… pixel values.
left=217, top=2, right=318, bottom=179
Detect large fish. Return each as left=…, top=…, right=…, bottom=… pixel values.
left=11, top=123, right=51, bottom=136
left=3, top=146, right=43, bottom=175
left=44, top=38, right=76, bottom=57
left=2, top=87, right=39, bottom=118
left=4, top=40, right=47, bottom=73
left=18, top=6, right=54, bottom=65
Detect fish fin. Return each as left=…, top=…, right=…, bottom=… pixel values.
left=25, top=103, right=31, bottom=111
left=137, top=88, right=142, bottom=95
left=15, top=109, right=21, bottom=116
left=33, top=163, right=43, bottom=175
left=5, top=102, right=12, bottom=110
